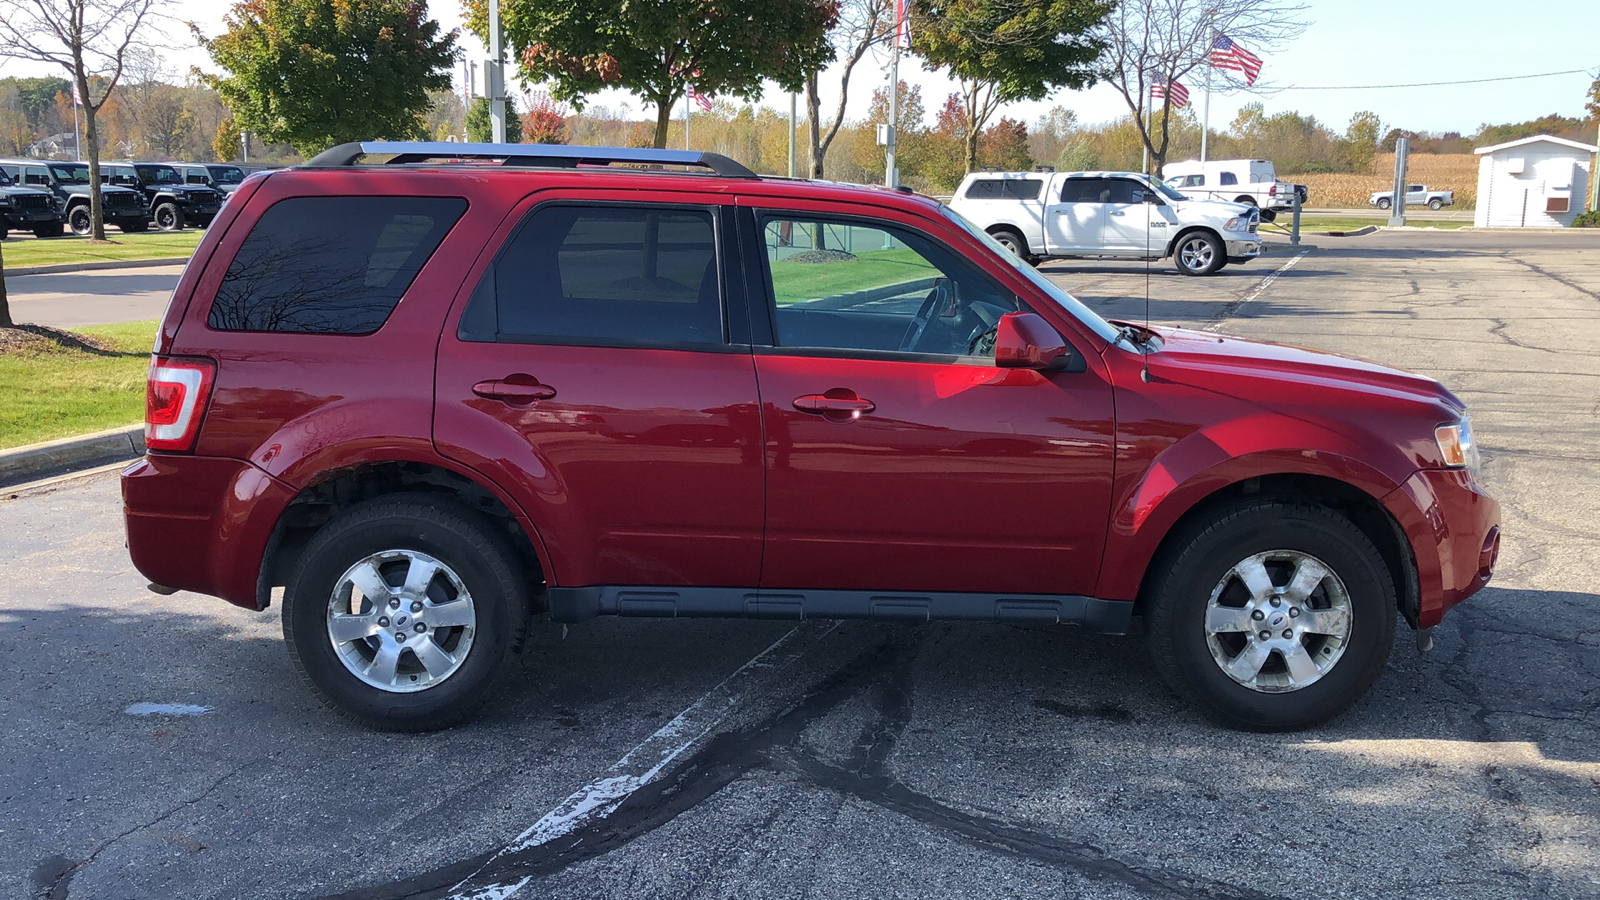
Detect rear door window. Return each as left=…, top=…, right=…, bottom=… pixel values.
left=459, top=204, right=724, bottom=347
left=1059, top=177, right=1110, bottom=202
left=208, top=196, right=466, bottom=334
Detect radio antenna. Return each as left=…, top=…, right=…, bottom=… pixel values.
left=1141, top=180, right=1153, bottom=383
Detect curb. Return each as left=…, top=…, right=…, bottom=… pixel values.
left=6, top=257, right=191, bottom=277
left=0, top=424, right=144, bottom=489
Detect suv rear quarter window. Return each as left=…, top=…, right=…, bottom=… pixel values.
left=207, top=196, right=466, bottom=334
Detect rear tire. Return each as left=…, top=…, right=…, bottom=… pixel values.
left=1145, top=499, right=1397, bottom=731
left=990, top=228, right=1029, bottom=261
left=1173, top=231, right=1225, bottom=276
left=1427, top=198, right=1444, bottom=211
left=282, top=495, right=531, bottom=732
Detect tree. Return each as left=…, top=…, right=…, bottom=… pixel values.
left=982, top=117, right=1032, bottom=170
left=466, top=0, right=838, bottom=149
left=213, top=116, right=242, bottom=162
left=466, top=97, right=523, bottom=143
left=198, top=0, right=457, bottom=157
left=805, top=0, right=892, bottom=178
left=1344, top=110, right=1380, bottom=171
left=0, top=0, right=166, bottom=240
left=522, top=92, right=568, bottom=144
left=1097, top=0, right=1308, bottom=175
left=1586, top=74, right=1599, bottom=125
left=912, top=0, right=1110, bottom=173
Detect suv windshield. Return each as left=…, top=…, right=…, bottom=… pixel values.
left=938, top=205, right=1120, bottom=345
left=136, top=164, right=182, bottom=184
left=50, top=164, right=91, bottom=184
left=1149, top=176, right=1188, bottom=202
left=209, top=166, right=245, bottom=184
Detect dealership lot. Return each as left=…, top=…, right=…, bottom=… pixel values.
left=2, top=230, right=1598, bottom=900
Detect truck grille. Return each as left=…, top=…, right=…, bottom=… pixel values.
left=104, top=191, right=140, bottom=208
left=13, top=194, right=48, bottom=210
left=189, top=189, right=218, bottom=204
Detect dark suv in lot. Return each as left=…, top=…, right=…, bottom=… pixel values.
left=171, top=162, right=248, bottom=201
left=122, top=142, right=1500, bottom=733
left=0, top=165, right=66, bottom=238
left=0, top=158, right=148, bottom=234
left=103, top=162, right=223, bottom=230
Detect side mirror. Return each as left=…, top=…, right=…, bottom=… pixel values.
left=1140, top=189, right=1164, bottom=205
left=994, top=312, right=1069, bottom=369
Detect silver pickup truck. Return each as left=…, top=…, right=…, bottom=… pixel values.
left=949, top=170, right=1262, bottom=276
left=1370, top=184, right=1455, bottom=210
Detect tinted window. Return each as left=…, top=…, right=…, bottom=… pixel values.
left=186, top=169, right=210, bottom=184
left=136, top=164, right=181, bottom=184
left=209, top=166, right=245, bottom=184
left=1175, top=174, right=1204, bottom=187
left=49, top=164, right=90, bottom=184
left=208, top=196, right=465, bottom=334
left=760, top=215, right=1026, bottom=359
left=463, top=205, right=722, bottom=346
left=1104, top=179, right=1146, bottom=204
left=25, top=167, right=50, bottom=186
left=1219, top=171, right=1239, bottom=186
left=1059, top=177, right=1110, bottom=203
left=963, top=178, right=1043, bottom=200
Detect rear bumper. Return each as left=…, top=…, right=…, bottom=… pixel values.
left=1381, top=468, right=1501, bottom=628
left=122, top=454, right=296, bottom=610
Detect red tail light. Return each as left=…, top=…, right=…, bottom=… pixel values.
left=1268, top=184, right=1277, bottom=196
left=145, top=356, right=216, bottom=452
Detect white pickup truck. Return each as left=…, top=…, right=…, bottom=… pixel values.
left=949, top=170, right=1262, bottom=276
left=1370, top=184, right=1455, bottom=210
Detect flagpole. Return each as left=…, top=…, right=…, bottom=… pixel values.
left=886, top=43, right=898, bottom=187
left=1201, top=66, right=1210, bottom=164
left=1141, top=80, right=1148, bottom=174
left=71, top=77, right=82, bottom=161
left=685, top=91, right=691, bottom=150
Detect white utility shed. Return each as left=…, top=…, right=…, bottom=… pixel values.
left=1474, top=135, right=1596, bottom=228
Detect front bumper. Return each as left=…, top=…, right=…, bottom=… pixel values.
left=180, top=203, right=221, bottom=219
left=1381, top=468, right=1501, bottom=628
left=123, top=454, right=296, bottom=610
left=2, top=209, right=63, bottom=226
left=1225, top=238, right=1262, bottom=259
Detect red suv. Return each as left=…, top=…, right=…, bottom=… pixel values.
left=122, top=142, right=1499, bottom=732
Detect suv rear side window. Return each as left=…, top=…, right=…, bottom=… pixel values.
left=460, top=204, right=723, bottom=347
left=208, top=196, right=465, bottom=334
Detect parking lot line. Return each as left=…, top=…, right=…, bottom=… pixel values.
left=1204, top=250, right=1310, bottom=332
left=444, top=620, right=838, bottom=900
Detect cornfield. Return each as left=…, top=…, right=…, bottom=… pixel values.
left=1285, top=154, right=1481, bottom=209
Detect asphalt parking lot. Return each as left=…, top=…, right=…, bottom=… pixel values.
left=3, top=229, right=1599, bottom=900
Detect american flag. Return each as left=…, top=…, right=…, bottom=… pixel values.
left=1210, top=34, right=1263, bottom=85
left=895, top=0, right=911, bottom=49
left=1150, top=74, right=1189, bottom=109
left=687, top=84, right=712, bottom=113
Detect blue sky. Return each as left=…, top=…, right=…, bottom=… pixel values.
left=2, top=0, right=1594, bottom=138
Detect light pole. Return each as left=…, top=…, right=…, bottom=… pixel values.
left=488, top=0, right=506, bottom=143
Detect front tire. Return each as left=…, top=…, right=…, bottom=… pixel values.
left=1174, top=231, right=1225, bottom=276
left=282, top=495, right=531, bottom=732
left=1145, top=500, right=1397, bottom=731
left=153, top=202, right=183, bottom=231
left=67, top=206, right=92, bottom=236
left=1376, top=197, right=1392, bottom=210
left=990, top=228, right=1029, bottom=261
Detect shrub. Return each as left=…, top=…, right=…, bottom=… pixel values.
left=1572, top=209, right=1600, bottom=228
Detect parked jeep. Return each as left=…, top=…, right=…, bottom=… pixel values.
left=0, top=165, right=66, bottom=238
left=0, top=158, right=148, bottom=234
left=123, top=142, right=1500, bottom=733
left=171, top=162, right=248, bottom=201
left=102, top=162, right=224, bottom=230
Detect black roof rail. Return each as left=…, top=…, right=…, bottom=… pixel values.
left=303, top=141, right=758, bottom=177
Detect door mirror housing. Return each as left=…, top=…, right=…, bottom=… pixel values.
left=994, top=312, right=1069, bottom=369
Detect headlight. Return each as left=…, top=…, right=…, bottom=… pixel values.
left=1224, top=216, right=1248, bottom=231
left=0, top=196, right=11, bottom=207
left=1434, top=416, right=1481, bottom=474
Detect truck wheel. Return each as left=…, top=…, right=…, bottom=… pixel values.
left=1427, top=198, right=1444, bottom=211
left=153, top=202, right=184, bottom=231
left=1174, top=231, right=1225, bottom=276
left=990, top=228, right=1029, bottom=260
left=282, top=494, right=531, bottom=732
left=1234, top=196, right=1257, bottom=207
left=68, top=206, right=93, bottom=236
left=1144, top=499, right=1397, bottom=731
left=1376, top=197, right=1392, bottom=210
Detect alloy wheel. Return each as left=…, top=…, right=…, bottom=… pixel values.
left=326, top=549, right=477, bottom=693
left=1202, top=550, right=1353, bottom=693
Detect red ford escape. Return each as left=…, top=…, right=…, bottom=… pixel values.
left=123, top=142, right=1500, bottom=732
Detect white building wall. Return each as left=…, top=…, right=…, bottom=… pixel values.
left=1476, top=144, right=1592, bottom=228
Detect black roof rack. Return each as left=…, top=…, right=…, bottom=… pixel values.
left=303, top=141, right=758, bottom=178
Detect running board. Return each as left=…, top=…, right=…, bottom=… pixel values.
left=545, top=586, right=1132, bottom=634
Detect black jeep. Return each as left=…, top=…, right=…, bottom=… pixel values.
left=0, top=159, right=148, bottom=235
left=103, top=162, right=223, bottom=231
left=0, top=166, right=66, bottom=239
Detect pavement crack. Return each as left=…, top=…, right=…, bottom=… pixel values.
left=1503, top=254, right=1600, bottom=304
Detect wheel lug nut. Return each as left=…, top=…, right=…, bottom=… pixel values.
left=1270, top=598, right=1281, bottom=608
left=414, top=623, right=426, bottom=633
left=1258, top=630, right=1271, bottom=641
left=411, top=601, right=423, bottom=613
left=1289, top=607, right=1301, bottom=617
left=1251, top=610, right=1265, bottom=621
left=389, top=598, right=400, bottom=609
left=377, top=616, right=389, bottom=627
left=395, top=632, right=407, bottom=642
left=1282, top=630, right=1293, bottom=639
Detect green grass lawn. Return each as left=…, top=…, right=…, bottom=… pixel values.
left=2, top=230, right=203, bottom=268
left=0, top=319, right=155, bottom=450
left=1266, top=216, right=1473, bottom=233
left=770, top=247, right=936, bottom=305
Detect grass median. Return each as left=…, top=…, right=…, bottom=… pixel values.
left=4, top=230, right=203, bottom=268
left=0, top=318, right=155, bottom=450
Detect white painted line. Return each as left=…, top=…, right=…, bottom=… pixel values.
left=1204, top=250, right=1310, bottom=333
left=446, top=620, right=837, bottom=899
left=124, top=702, right=213, bottom=717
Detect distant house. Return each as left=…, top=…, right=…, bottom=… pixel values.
left=26, top=132, right=78, bottom=159
left=1473, top=135, right=1596, bottom=227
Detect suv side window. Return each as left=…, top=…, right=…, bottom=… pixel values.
left=758, top=214, right=1027, bottom=359
left=23, top=166, right=49, bottom=186
left=1219, top=171, right=1239, bottom=186
left=186, top=169, right=210, bottom=185
left=208, top=196, right=465, bottom=334
left=462, top=204, right=724, bottom=347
